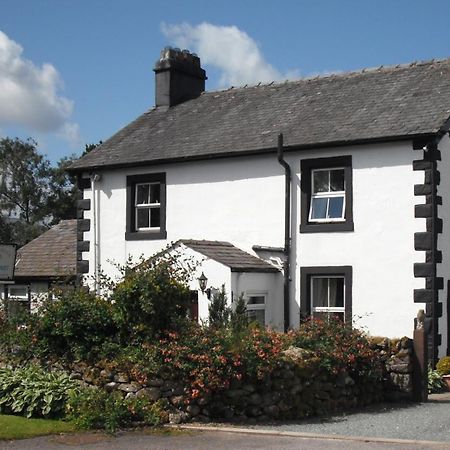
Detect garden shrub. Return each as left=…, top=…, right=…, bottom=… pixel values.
left=155, top=324, right=238, bottom=398
left=234, top=325, right=287, bottom=379
left=112, top=257, right=190, bottom=343
left=100, top=318, right=380, bottom=404
left=0, top=365, right=78, bottom=418
left=428, top=365, right=445, bottom=393
left=290, top=317, right=382, bottom=383
left=436, top=356, right=450, bottom=375
left=31, top=288, right=117, bottom=361
left=229, top=294, right=248, bottom=333
left=208, top=286, right=230, bottom=328
left=0, top=312, right=36, bottom=363
left=155, top=323, right=288, bottom=400
left=66, top=388, right=165, bottom=432
left=208, top=288, right=248, bottom=331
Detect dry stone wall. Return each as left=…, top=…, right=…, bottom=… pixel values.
left=0, top=336, right=416, bottom=424
left=60, top=337, right=415, bottom=424
left=375, top=336, right=415, bottom=401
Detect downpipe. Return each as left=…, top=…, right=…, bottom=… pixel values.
left=90, top=173, right=101, bottom=295
left=277, top=133, right=291, bottom=332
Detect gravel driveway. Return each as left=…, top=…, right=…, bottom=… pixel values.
left=245, top=392, right=450, bottom=443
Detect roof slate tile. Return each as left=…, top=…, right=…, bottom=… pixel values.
left=180, top=239, right=279, bottom=273
left=70, top=59, right=450, bottom=171
left=14, top=220, right=77, bottom=279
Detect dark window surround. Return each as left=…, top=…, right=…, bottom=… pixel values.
left=300, top=155, right=353, bottom=233
left=126, top=173, right=167, bottom=241
left=300, top=266, right=352, bottom=321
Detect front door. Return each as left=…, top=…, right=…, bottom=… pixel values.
left=188, top=290, right=199, bottom=322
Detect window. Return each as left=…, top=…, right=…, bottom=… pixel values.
left=246, top=293, right=266, bottom=326
left=310, top=168, right=345, bottom=221
left=8, top=285, right=28, bottom=300
left=301, top=156, right=353, bottom=232
left=311, top=276, right=345, bottom=321
left=7, top=285, right=30, bottom=317
left=135, top=182, right=161, bottom=230
left=300, top=266, right=352, bottom=322
left=126, top=173, right=166, bottom=240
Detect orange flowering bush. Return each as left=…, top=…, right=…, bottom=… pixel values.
left=290, top=317, right=382, bottom=382
left=149, top=323, right=290, bottom=399
left=148, top=318, right=381, bottom=401
left=234, top=326, right=288, bottom=379
left=154, top=325, right=239, bottom=398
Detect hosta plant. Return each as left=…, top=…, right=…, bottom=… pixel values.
left=428, top=365, right=445, bottom=393
left=0, top=365, right=78, bottom=418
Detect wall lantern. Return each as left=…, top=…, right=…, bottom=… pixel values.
left=197, top=272, right=211, bottom=299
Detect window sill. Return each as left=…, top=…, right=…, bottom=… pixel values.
left=125, top=230, right=167, bottom=241
left=300, top=221, right=354, bottom=233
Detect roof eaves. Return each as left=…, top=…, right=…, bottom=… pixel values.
left=230, top=267, right=280, bottom=273
left=66, top=131, right=439, bottom=174
left=13, top=274, right=77, bottom=282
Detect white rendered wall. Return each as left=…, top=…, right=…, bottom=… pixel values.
left=232, top=271, right=284, bottom=330
left=437, top=134, right=450, bottom=357
left=163, top=244, right=280, bottom=326
left=82, top=141, right=424, bottom=339
left=81, top=155, right=285, bottom=285
left=291, top=142, right=426, bottom=338
left=29, top=282, right=49, bottom=313
left=177, top=245, right=232, bottom=323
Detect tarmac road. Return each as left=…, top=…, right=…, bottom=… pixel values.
left=1, top=429, right=449, bottom=450
left=1, top=393, right=449, bottom=449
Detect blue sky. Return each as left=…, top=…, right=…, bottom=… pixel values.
left=1, top=0, right=450, bottom=162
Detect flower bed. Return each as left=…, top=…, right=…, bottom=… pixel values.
left=13, top=322, right=410, bottom=424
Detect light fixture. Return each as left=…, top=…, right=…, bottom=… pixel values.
left=197, top=272, right=211, bottom=299
left=198, top=272, right=208, bottom=293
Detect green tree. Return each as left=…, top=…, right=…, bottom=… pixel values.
left=46, top=155, right=79, bottom=225
left=208, top=285, right=230, bottom=328
left=82, top=141, right=102, bottom=157
left=0, top=138, right=103, bottom=245
left=0, top=138, right=51, bottom=245
left=0, top=138, right=51, bottom=225
left=230, top=293, right=248, bottom=332
left=0, top=215, right=14, bottom=244
left=46, top=141, right=102, bottom=225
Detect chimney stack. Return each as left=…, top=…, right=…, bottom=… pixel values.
left=154, top=47, right=207, bottom=107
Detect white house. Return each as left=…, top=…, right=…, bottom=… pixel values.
left=69, top=48, right=450, bottom=363
left=162, top=239, right=284, bottom=328
left=0, top=220, right=78, bottom=315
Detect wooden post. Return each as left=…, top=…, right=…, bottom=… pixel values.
left=413, top=309, right=428, bottom=402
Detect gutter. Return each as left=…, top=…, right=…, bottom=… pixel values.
left=67, top=132, right=439, bottom=174
left=277, top=133, right=291, bottom=332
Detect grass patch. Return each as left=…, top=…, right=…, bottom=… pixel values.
left=0, top=414, right=77, bottom=440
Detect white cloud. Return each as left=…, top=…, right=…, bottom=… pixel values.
left=161, top=22, right=286, bottom=87
left=59, top=122, right=82, bottom=147
left=0, top=30, right=80, bottom=144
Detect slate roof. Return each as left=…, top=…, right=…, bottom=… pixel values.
left=179, top=240, right=280, bottom=273
left=70, top=58, right=450, bottom=171
left=14, top=220, right=77, bottom=279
